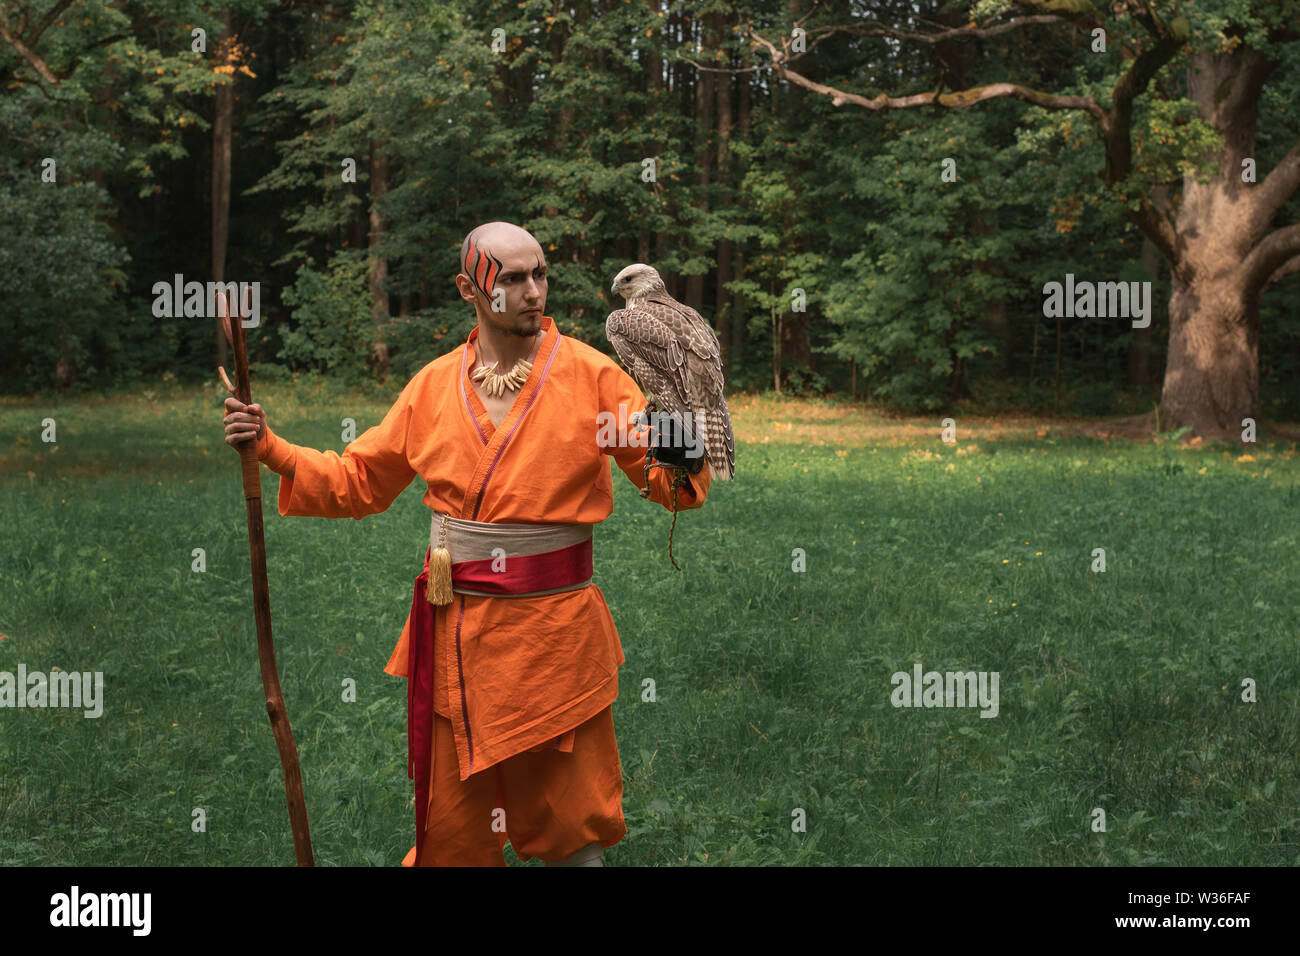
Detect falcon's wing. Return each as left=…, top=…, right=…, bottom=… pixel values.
left=644, top=293, right=725, bottom=400
left=605, top=305, right=689, bottom=404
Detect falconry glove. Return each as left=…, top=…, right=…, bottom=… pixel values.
left=647, top=410, right=704, bottom=475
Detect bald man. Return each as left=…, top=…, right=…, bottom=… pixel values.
left=223, top=221, right=711, bottom=866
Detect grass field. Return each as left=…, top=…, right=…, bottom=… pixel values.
left=2, top=380, right=1298, bottom=866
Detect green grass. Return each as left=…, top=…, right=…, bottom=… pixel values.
left=2, top=381, right=1298, bottom=865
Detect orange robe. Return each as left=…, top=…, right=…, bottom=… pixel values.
left=258, top=315, right=710, bottom=782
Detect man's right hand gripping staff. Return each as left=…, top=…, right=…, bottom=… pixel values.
left=222, top=395, right=297, bottom=480
left=217, top=290, right=296, bottom=479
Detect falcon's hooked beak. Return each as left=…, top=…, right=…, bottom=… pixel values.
left=610, top=279, right=622, bottom=294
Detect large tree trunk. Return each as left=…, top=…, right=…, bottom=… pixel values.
left=1159, top=49, right=1273, bottom=439
left=1162, top=276, right=1259, bottom=436
left=211, top=10, right=234, bottom=371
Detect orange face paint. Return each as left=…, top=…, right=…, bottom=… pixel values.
left=463, top=238, right=504, bottom=298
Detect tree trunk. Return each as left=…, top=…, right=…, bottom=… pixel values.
left=970, top=206, right=1010, bottom=373
left=645, top=6, right=665, bottom=279
left=731, top=247, right=745, bottom=378
left=780, top=302, right=812, bottom=388
left=946, top=317, right=966, bottom=405
left=772, top=300, right=781, bottom=394
left=685, top=8, right=714, bottom=313
left=543, top=9, right=568, bottom=224
left=730, top=69, right=751, bottom=380
left=773, top=0, right=813, bottom=391
left=211, top=9, right=234, bottom=371
left=1162, top=276, right=1259, bottom=437
left=715, top=240, right=733, bottom=377
left=646, top=31, right=661, bottom=96
left=1159, top=48, right=1276, bottom=440
left=368, top=139, right=390, bottom=377
left=714, top=11, right=733, bottom=382
left=1053, top=317, right=1062, bottom=414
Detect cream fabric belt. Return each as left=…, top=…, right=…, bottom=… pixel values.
left=429, top=511, right=594, bottom=598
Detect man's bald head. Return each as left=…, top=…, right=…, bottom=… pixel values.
left=460, top=222, right=544, bottom=298
left=456, top=221, right=549, bottom=336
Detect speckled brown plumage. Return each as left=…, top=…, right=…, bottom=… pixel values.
left=608, top=264, right=735, bottom=481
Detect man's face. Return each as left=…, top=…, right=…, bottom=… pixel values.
left=459, top=235, right=548, bottom=337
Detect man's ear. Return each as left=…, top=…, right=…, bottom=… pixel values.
left=455, top=274, right=478, bottom=303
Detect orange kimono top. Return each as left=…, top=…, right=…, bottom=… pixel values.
left=258, top=315, right=710, bottom=780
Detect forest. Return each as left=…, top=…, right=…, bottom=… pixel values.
left=3, top=0, right=1298, bottom=438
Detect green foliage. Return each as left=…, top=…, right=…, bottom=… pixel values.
left=0, top=96, right=130, bottom=390
left=278, top=253, right=375, bottom=383
left=2, top=0, right=1299, bottom=419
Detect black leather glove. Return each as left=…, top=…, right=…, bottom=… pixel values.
left=648, top=410, right=704, bottom=474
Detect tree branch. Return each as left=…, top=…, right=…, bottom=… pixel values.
left=29, top=0, right=76, bottom=50
left=1242, top=223, right=1300, bottom=296
left=1263, top=253, right=1300, bottom=291
left=53, top=31, right=129, bottom=78
left=1099, top=31, right=1185, bottom=182
left=677, top=54, right=768, bottom=75
left=1130, top=199, right=1189, bottom=282
left=744, top=5, right=1192, bottom=279
left=1252, top=139, right=1300, bottom=223
left=0, top=70, right=62, bottom=101
left=0, top=20, right=59, bottom=86
left=802, top=14, right=1075, bottom=46
left=747, top=22, right=1178, bottom=276
left=747, top=26, right=1105, bottom=118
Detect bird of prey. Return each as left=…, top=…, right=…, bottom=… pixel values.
left=607, top=264, right=735, bottom=482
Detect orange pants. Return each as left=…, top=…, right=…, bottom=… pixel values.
left=401, top=705, right=626, bottom=866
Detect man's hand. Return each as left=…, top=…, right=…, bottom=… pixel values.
left=648, top=410, right=703, bottom=475
left=223, top=394, right=266, bottom=448
left=216, top=290, right=266, bottom=450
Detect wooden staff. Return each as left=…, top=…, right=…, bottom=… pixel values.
left=218, top=294, right=315, bottom=867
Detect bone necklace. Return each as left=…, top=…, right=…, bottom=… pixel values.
left=471, top=358, right=531, bottom=397
left=470, top=333, right=539, bottom=396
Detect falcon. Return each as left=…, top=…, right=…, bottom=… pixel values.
left=607, top=264, right=735, bottom=481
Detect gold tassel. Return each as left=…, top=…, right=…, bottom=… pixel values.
left=426, top=514, right=454, bottom=605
